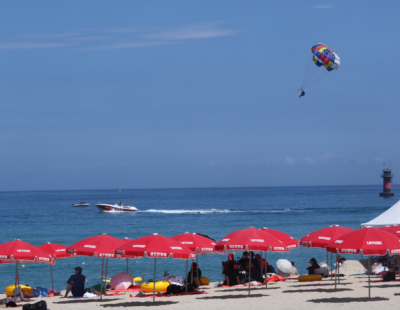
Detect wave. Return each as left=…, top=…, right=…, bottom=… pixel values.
left=139, top=208, right=293, bottom=214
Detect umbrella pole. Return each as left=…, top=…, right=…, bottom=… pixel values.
left=100, top=258, right=104, bottom=300
left=153, top=257, right=157, bottom=304
left=50, top=264, right=54, bottom=293
left=127, top=259, right=129, bottom=274
left=398, top=255, right=400, bottom=278
left=335, top=251, right=337, bottom=290
left=196, top=255, right=199, bottom=286
left=16, top=261, right=19, bottom=289
left=248, top=253, right=251, bottom=296
left=326, top=251, right=328, bottom=276
left=330, top=253, right=333, bottom=281
left=265, top=252, right=268, bottom=289
left=368, top=255, right=371, bottom=299
left=191, top=259, right=193, bottom=285
left=15, top=261, right=18, bottom=289
left=185, top=260, right=188, bottom=295
left=338, top=253, right=340, bottom=284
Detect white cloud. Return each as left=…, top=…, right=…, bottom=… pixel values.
left=312, top=4, right=335, bottom=9
left=2, top=22, right=239, bottom=51
left=146, top=23, right=239, bottom=41
left=285, top=156, right=297, bottom=164
left=302, top=157, right=316, bottom=164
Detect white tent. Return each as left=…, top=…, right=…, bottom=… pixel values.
left=361, top=200, right=400, bottom=228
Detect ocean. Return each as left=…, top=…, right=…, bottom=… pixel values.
left=0, top=185, right=398, bottom=292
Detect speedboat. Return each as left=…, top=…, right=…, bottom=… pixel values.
left=73, top=201, right=90, bottom=207
left=96, top=202, right=139, bottom=213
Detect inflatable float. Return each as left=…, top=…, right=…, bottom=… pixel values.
left=132, top=276, right=142, bottom=284
left=298, top=275, right=323, bottom=282
left=200, top=277, right=210, bottom=285
left=5, top=285, right=33, bottom=297
left=140, top=281, right=170, bottom=293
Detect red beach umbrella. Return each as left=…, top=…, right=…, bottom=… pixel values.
left=215, top=227, right=289, bottom=294
left=67, top=233, right=124, bottom=258
left=0, top=239, right=54, bottom=293
left=116, top=233, right=195, bottom=304
left=116, top=233, right=195, bottom=259
left=379, top=225, right=400, bottom=238
left=67, top=234, right=126, bottom=299
left=326, top=227, right=400, bottom=298
left=260, top=227, right=299, bottom=250
left=39, top=242, right=71, bottom=260
left=300, top=224, right=354, bottom=279
left=0, top=239, right=53, bottom=264
left=39, top=242, right=72, bottom=293
left=171, top=232, right=217, bottom=254
left=215, top=227, right=288, bottom=252
left=172, top=232, right=219, bottom=286
left=300, top=225, right=354, bottom=248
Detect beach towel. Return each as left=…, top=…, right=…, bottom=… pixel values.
left=263, top=275, right=285, bottom=284
left=131, top=291, right=208, bottom=298
left=106, top=285, right=141, bottom=294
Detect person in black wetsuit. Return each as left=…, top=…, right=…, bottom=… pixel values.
left=306, top=258, right=320, bottom=275
left=237, top=251, right=250, bottom=270
left=224, top=261, right=240, bottom=286
left=241, top=261, right=264, bottom=284
left=186, top=262, right=202, bottom=286
left=299, top=90, right=305, bottom=98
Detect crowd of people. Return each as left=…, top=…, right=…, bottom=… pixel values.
left=62, top=254, right=330, bottom=295
left=222, top=251, right=301, bottom=286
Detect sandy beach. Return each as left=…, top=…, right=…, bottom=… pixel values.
left=2, top=275, right=400, bottom=310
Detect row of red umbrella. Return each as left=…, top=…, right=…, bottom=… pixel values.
left=2, top=225, right=400, bottom=301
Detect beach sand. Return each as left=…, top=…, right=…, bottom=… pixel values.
left=2, top=275, right=400, bottom=310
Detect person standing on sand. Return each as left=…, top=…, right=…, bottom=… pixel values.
left=64, top=267, right=87, bottom=297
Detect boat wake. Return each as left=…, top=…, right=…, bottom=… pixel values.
left=139, top=208, right=292, bottom=214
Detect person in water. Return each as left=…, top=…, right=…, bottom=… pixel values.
left=299, top=90, right=305, bottom=98
left=64, top=267, right=87, bottom=297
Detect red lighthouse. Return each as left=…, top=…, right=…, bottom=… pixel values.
left=380, top=168, right=394, bottom=198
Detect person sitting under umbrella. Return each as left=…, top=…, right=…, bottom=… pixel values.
left=186, top=262, right=202, bottom=286
left=223, top=261, right=240, bottom=286
left=64, top=267, right=87, bottom=297
left=241, top=261, right=263, bottom=284
left=306, top=258, right=320, bottom=275
left=237, top=251, right=250, bottom=270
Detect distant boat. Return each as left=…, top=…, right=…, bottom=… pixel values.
left=73, top=201, right=90, bottom=207
left=96, top=201, right=138, bottom=213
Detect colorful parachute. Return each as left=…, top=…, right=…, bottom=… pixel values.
left=311, top=43, right=340, bottom=71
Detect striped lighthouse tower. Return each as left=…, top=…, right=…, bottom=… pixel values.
left=380, top=167, right=394, bottom=198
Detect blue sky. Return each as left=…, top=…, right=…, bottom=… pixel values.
left=1, top=1, right=399, bottom=191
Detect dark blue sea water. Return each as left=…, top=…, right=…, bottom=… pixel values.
left=0, top=185, right=398, bottom=292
